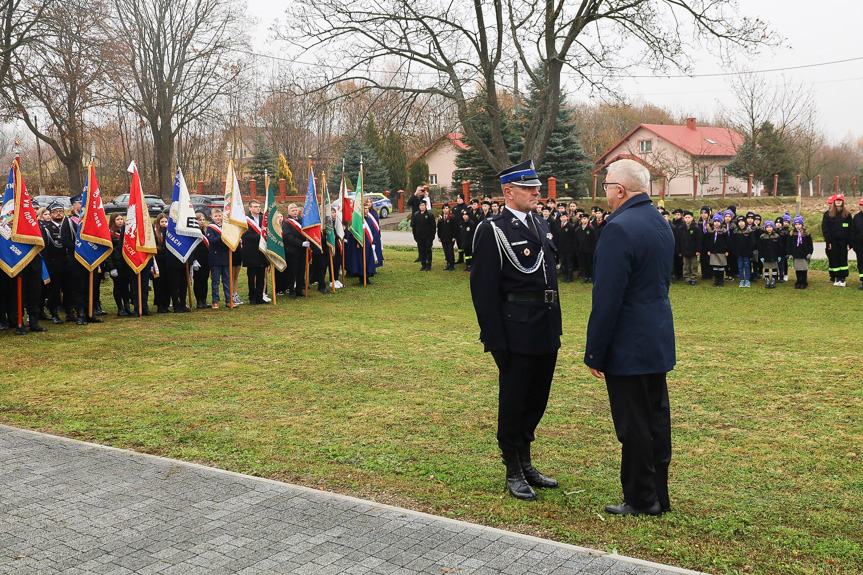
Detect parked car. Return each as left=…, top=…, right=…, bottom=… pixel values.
left=349, top=193, right=394, bottom=218
left=189, top=195, right=225, bottom=219
left=32, top=195, right=72, bottom=211
left=104, top=194, right=167, bottom=217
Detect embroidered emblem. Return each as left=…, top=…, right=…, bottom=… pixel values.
left=524, top=248, right=530, bottom=256
left=546, top=232, right=553, bottom=240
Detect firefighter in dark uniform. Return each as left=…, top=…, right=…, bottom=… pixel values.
left=40, top=202, right=70, bottom=323
left=60, top=195, right=103, bottom=324
left=470, top=159, right=562, bottom=502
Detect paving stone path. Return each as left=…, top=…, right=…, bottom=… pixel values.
left=0, top=425, right=703, bottom=575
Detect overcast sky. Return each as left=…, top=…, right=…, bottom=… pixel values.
left=247, top=0, right=861, bottom=143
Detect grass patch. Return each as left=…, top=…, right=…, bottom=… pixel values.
left=1, top=248, right=861, bottom=574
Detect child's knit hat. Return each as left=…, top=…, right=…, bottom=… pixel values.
left=782, top=212, right=792, bottom=222
left=712, top=213, right=723, bottom=223
left=793, top=215, right=804, bottom=226
left=764, top=220, right=775, bottom=229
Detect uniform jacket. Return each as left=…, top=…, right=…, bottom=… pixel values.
left=470, top=207, right=561, bottom=354
left=206, top=225, right=230, bottom=266
left=584, top=194, right=675, bottom=376
left=822, top=210, right=852, bottom=244
left=437, top=213, right=457, bottom=243
left=789, top=230, right=814, bottom=260
left=411, top=209, right=436, bottom=240
left=557, top=222, right=576, bottom=254
left=241, top=213, right=269, bottom=267
left=574, top=224, right=597, bottom=255
left=704, top=227, right=729, bottom=255
left=281, top=217, right=306, bottom=258
left=458, top=218, right=475, bottom=248
left=674, top=222, right=701, bottom=257
left=758, top=232, right=781, bottom=262
left=731, top=227, right=755, bottom=257
left=40, top=219, right=66, bottom=262
left=852, top=212, right=863, bottom=250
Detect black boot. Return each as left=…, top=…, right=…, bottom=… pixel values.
left=94, top=302, right=107, bottom=316
left=519, top=448, right=558, bottom=488
left=800, top=271, right=808, bottom=289
left=29, top=317, right=47, bottom=332
left=501, top=451, right=537, bottom=501
left=52, top=309, right=64, bottom=324
left=14, top=324, right=27, bottom=335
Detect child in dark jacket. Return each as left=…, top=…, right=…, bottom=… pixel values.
left=704, top=213, right=729, bottom=287
left=758, top=220, right=782, bottom=289
left=776, top=213, right=791, bottom=282
left=731, top=216, right=754, bottom=287
left=789, top=215, right=814, bottom=289
left=458, top=210, right=475, bottom=271
left=575, top=213, right=597, bottom=283
left=557, top=212, right=577, bottom=282
left=674, top=211, right=701, bottom=285
left=206, top=208, right=231, bottom=308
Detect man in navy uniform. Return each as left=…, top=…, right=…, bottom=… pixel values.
left=585, top=159, right=676, bottom=517
left=470, top=159, right=562, bottom=501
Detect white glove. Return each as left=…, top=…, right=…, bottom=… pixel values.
left=302, top=241, right=310, bottom=248
left=110, top=269, right=118, bottom=278
left=191, top=260, right=201, bottom=272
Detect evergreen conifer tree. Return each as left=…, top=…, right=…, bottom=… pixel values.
left=381, top=131, right=409, bottom=193
left=332, top=137, right=390, bottom=193
left=248, top=137, right=277, bottom=181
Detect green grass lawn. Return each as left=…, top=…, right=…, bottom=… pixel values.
left=1, top=247, right=861, bottom=575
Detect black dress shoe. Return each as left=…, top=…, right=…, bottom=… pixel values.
left=502, top=451, right=537, bottom=501
left=141, top=309, right=152, bottom=316
left=289, top=292, right=298, bottom=299
left=52, top=316, right=64, bottom=325
left=87, top=316, right=104, bottom=323
left=118, top=308, right=129, bottom=317
left=14, top=325, right=27, bottom=335
left=157, top=305, right=171, bottom=313
left=76, top=317, right=87, bottom=325
left=29, top=323, right=48, bottom=333
left=604, top=501, right=662, bottom=516
left=174, top=306, right=191, bottom=313
left=519, top=450, right=559, bottom=488
left=318, top=287, right=330, bottom=294
left=0, top=322, right=9, bottom=331
left=413, top=257, right=421, bottom=262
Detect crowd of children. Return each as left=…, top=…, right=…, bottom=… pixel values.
left=425, top=193, right=863, bottom=292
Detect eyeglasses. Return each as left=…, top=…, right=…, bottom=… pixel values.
left=602, top=182, right=621, bottom=192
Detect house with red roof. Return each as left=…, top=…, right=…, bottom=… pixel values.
left=595, top=118, right=748, bottom=197
left=409, top=133, right=468, bottom=193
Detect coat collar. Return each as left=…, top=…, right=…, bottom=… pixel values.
left=504, top=207, right=541, bottom=242
left=603, top=193, right=652, bottom=225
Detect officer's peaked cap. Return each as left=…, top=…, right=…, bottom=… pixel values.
left=496, top=160, right=541, bottom=187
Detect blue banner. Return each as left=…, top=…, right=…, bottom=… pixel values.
left=0, top=166, right=41, bottom=277
left=165, top=167, right=202, bottom=263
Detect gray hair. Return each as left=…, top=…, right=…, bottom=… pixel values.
left=608, top=159, right=649, bottom=193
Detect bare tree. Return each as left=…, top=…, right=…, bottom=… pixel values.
left=0, top=0, right=50, bottom=86
left=288, top=0, right=776, bottom=173
left=108, top=0, right=247, bottom=199
left=5, top=0, right=113, bottom=192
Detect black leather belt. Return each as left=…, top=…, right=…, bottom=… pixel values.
left=504, top=290, right=558, bottom=303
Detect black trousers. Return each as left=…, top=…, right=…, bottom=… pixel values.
left=497, top=351, right=557, bottom=452
left=112, top=273, right=132, bottom=311
left=131, top=268, right=152, bottom=314
left=285, top=251, right=306, bottom=294
left=578, top=252, right=593, bottom=279
left=193, top=264, right=210, bottom=304
left=828, top=241, right=850, bottom=280
left=246, top=265, right=266, bottom=303
left=417, top=238, right=433, bottom=266
left=44, top=259, right=68, bottom=313
left=166, top=266, right=188, bottom=308
left=673, top=253, right=683, bottom=280
left=699, top=252, right=712, bottom=279
left=441, top=240, right=455, bottom=266
left=560, top=252, right=575, bottom=280
left=605, top=372, right=672, bottom=510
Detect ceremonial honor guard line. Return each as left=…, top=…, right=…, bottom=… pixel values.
left=0, top=144, right=384, bottom=334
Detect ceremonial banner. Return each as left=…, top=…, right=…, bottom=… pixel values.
left=122, top=161, right=157, bottom=274
left=221, top=159, right=247, bottom=252
left=165, top=166, right=203, bottom=263
left=349, top=166, right=365, bottom=244
left=340, top=166, right=352, bottom=227
left=301, top=163, right=322, bottom=250
left=264, top=176, right=286, bottom=271
left=0, top=160, right=43, bottom=277
left=322, top=173, right=336, bottom=252
left=259, top=173, right=270, bottom=257
left=75, top=163, right=113, bottom=271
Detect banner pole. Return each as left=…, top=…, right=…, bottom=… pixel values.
left=17, top=276, right=23, bottom=328
left=328, top=244, right=336, bottom=293
left=228, top=250, right=234, bottom=308
left=185, top=262, right=193, bottom=308
left=88, top=272, right=94, bottom=319
left=137, top=272, right=142, bottom=316
left=340, top=239, right=345, bottom=285
left=270, top=264, right=276, bottom=306
left=304, top=247, right=310, bottom=297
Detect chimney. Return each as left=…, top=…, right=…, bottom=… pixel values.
left=685, top=117, right=697, bottom=131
